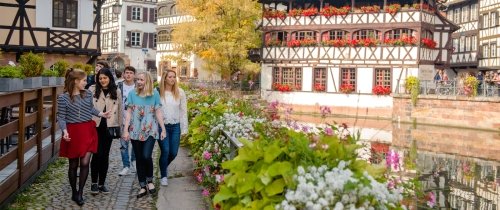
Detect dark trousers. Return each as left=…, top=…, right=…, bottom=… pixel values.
left=90, top=126, right=113, bottom=185
left=131, top=136, right=155, bottom=187
left=158, top=123, right=181, bottom=178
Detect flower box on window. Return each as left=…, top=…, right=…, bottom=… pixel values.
left=421, top=38, right=437, bottom=49
left=273, top=83, right=293, bottom=92
left=360, top=5, right=380, bottom=13
left=288, top=9, right=302, bottom=17
left=383, top=36, right=418, bottom=46
left=314, top=84, right=326, bottom=92
left=320, top=6, right=350, bottom=17
left=263, top=10, right=287, bottom=19
left=287, top=39, right=317, bottom=47
left=384, top=4, right=401, bottom=15
left=372, top=85, right=391, bottom=95
left=266, top=39, right=284, bottom=47
left=301, top=8, right=318, bottom=16
left=340, top=84, right=355, bottom=94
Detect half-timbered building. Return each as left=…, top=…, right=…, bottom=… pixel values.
left=259, top=0, right=457, bottom=111
left=156, top=0, right=218, bottom=81
left=0, top=0, right=104, bottom=66
left=99, top=0, right=158, bottom=74
left=447, top=0, right=480, bottom=74
left=479, top=0, right=500, bottom=70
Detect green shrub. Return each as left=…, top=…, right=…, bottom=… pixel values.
left=84, top=64, right=94, bottom=75
left=52, top=60, right=70, bottom=77
left=464, top=75, right=479, bottom=97
left=0, top=65, right=25, bottom=79
left=41, top=69, right=58, bottom=77
left=19, top=52, right=45, bottom=77
left=405, top=76, right=419, bottom=106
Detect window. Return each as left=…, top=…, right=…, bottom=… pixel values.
left=483, top=45, right=489, bottom=58
left=491, top=12, right=497, bottom=26
left=170, top=5, right=177, bottom=15
left=341, top=68, right=356, bottom=90
left=466, top=36, right=471, bottom=52
left=132, top=7, right=142, bottom=21
left=483, top=14, right=489, bottom=28
left=447, top=10, right=453, bottom=21
left=385, top=29, right=414, bottom=39
left=102, top=8, right=109, bottom=23
left=158, top=30, right=170, bottom=42
left=269, top=31, right=287, bottom=41
left=131, top=32, right=141, bottom=46
left=471, top=4, right=478, bottom=21
left=460, top=36, right=465, bottom=52
left=158, top=6, right=169, bottom=17
left=328, top=30, right=348, bottom=40
left=491, top=43, right=497, bottom=57
left=153, top=33, right=157, bottom=48
left=111, top=32, right=118, bottom=48
left=313, top=68, right=327, bottom=92
left=453, top=38, right=459, bottom=53
left=353, top=30, right=380, bottom=40
left=295, top=31, right=316, bottom=40
left=422, top=30, right=433, bottom=39
left=154, top=9, right=158, bottom=22
left=462, top=6, right=469, bottom=23
left=453, top=8, right=460, bottom=23
left=472, top=36, right=477, bottom=51
left=374, top=68, right=391, bottom=88
left=102, top=33, right=109, bottom=48
left=272, top=67, right=302, bottom=90
left=53, top=0, right=78, bottom=28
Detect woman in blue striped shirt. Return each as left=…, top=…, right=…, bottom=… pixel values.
left=57, top=68, right=110, bottom=206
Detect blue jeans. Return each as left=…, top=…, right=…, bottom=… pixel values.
left=131, top=136, right=156, bottom=187
left=157, top=123, right=181, bottom=178
left=120, top=138, right=136, bottom=168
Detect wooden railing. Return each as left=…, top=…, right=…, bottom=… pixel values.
left=0, top=86, right=63, bottom=207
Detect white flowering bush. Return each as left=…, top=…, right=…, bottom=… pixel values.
left=209, top=112, right=265, bottom=140
left=278, top=162, right=405, bottom=210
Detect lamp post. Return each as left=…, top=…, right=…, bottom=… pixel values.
left=112, top=1, right=122, bottom=15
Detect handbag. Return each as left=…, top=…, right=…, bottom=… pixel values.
left=107, top=127, right=121, bottom=139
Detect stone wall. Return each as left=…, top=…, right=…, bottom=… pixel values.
left=393, top=95, right=500, bottom=131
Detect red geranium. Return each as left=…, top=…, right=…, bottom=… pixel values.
left=372, top=85, right=391, bottom=95
left=314, top=83, right=326, bottom=91
left=421, top=38, right=437, bottom=49
left=340, top=83, right=355, bottom=94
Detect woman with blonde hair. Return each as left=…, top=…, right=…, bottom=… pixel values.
left=157, top=70, right=188, bottom=186
left=57, top=68, right=110, bottom=206
left=122, top=71, right=166, bottom=198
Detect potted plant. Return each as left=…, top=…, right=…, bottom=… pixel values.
left=41, top=69, right=58, bottom=86
left=19, top=52, right=45, bottom=89
left=384, top=3, right=401, bottom=15
left=314, top=83, right=326, bottom=92
left=340, top=83, right=355, bottom=94
left=0, top=65, right=25, bottom=92
left=52, top=59, right=70, bottom=85
left=372, top=85, right=391, bottom=95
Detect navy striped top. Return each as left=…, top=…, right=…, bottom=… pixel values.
left=57, top=89, right=100, bottom=130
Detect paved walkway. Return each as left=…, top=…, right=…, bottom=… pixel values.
left=6, top=139, right=207, bottom=209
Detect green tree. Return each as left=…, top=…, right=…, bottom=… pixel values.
left=171, top=0, right=262, bottom=78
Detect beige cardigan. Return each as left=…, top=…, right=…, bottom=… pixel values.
left=89, top=85, right=123, bottom=128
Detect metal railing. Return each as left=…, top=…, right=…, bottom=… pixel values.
left=396, top=80, right=500, bottom=97
left=0, top=86, right=64, bottom=207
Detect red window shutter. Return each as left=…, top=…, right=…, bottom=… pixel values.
left=149, top=8, right=155, bottom=23
left=142, top=32, right=148, bottom=48
left=149, top=32, right=154, bottom=48
left=126, top=31, right=131, bottom=47
left=127, top=6, right=131, bottom=21
left=143, top=8, right=148, bottom=22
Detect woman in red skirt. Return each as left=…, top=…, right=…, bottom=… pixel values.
left=57, top=68, right=110, bottom=206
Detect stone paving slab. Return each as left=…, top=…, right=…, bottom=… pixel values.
left=156, top=147, right=208, bottom=210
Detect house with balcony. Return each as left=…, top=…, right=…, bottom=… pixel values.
left=99, top=0, right=158, bottom=75
left=0, top=0, right=103, bottom=66
left=479, top=0, right=500, bottom=71
left=259, top=0, right=458, bottom=114
left=446, top=0, right=480, bottom=75
left=156, top=0, right=219, bottom=81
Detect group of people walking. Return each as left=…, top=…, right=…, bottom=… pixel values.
left=56, top=61, right=187, bottom=206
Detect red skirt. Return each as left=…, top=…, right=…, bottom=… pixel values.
left=59, top=121, right=98, bottom=159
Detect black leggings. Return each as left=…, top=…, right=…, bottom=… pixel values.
left=68, top=152, right=92, bottom=198
left=90, top=126, right=113, bottom=185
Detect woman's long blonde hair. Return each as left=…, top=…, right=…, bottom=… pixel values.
left=159, top=70, right=180, bottom=100
left=136, top=71, right=154, bottom=97
left=64, top=68, right=87, bottom=101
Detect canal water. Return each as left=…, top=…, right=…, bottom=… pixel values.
left=292, top=115, right=500, bottom=210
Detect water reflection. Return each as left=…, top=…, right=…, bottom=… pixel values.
left=291, top=115, right=500, bottom=209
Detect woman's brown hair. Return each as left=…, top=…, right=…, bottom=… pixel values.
left=64, top=68, right=87, bottom=101
left=159, top=70, right=180, bottom=100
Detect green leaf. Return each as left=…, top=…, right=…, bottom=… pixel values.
left=263, top=143, right=282, bottom=163
left=264, top=178, right=286, bottom=196
left=222, top=160, right=248, bottom=171
left=236, top=173, right=256, bottom=195
left=267, top=161, right=292, bottom=177
left=213, top=186, right=236, bottom=203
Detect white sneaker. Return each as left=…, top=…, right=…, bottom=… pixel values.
left=161, top=177, right=168, bottom=186
left=119, top=167, right=130, bottom=176
left=130, top=161, right=136, bottom=172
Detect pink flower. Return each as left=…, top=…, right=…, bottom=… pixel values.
left=202, top=189, right=210, bottom=197
left=426, top=192, right=436, bottom=208
left=203, top=151, right=212, bottom=160
left=215, top=174, right=224, bottom=183
left=325, top=127, right=334, bottom=136
left=386, top=150, right=400, bottom=170
left=196, top=173, right=203, bottom=183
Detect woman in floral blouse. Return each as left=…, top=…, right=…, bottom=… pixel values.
left=122, top=71, right=166, bottom=198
